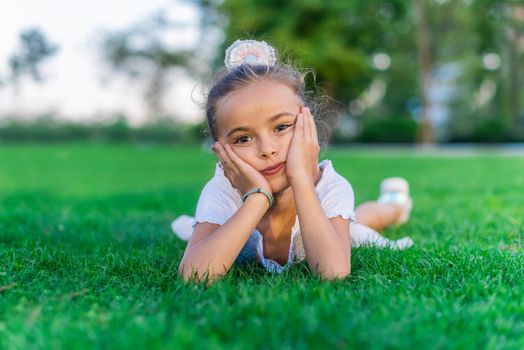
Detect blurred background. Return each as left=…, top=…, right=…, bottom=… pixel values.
left=0, top=0, right=522, bottom=145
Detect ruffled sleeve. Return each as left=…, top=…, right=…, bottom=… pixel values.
left=316, top=160, right=356, bottom=221
left=194, top=164, right=243, bottom=226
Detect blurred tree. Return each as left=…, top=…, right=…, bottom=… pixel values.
left=192, top=0, right=429, bottom=140
left=7, top=27, right=59, bottom=85
left=463, top=1, right=523, bottom=131
left=413, top=0, right=433, bottom=144
left=216, top=1, right=413, bottom=100
left=505, top=3, right=523, bottom=128
left=193, top=0, right=523, bottom=143
left=99, top=11, right=194, bottom=119
left=96, top=0, right=519, bottom=141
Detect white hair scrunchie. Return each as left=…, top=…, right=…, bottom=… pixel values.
left=224, top=39, right=277, bottom=71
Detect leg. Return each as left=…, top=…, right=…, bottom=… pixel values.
left=355, top=177, right=413, bottom=231
left=349, top=222, right=413, bottom=250
left=355, top=201, right=403, bottom=232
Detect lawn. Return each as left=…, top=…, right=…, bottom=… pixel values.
left=1, top=143, right=523, bottom=349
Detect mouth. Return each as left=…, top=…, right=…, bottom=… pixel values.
left=260, top=162, right=285, bottom=176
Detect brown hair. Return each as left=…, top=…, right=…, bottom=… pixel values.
left=204, top=63, right=333, bottom=148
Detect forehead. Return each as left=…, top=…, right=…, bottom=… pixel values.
left=215, top=80, right=301, bottom=135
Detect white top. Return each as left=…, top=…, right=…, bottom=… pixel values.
left=194, top=159, right=355, bottom=274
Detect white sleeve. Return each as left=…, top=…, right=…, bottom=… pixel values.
left=194, top=175, right=242, bottom=226
left=318, top=173, right=356, bottom=221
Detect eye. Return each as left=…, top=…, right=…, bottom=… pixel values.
left=233, top=135, right=252, bottom=144
left=275, top=124, right=292, bottom=132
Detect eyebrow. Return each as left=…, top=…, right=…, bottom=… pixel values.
left=225, top=112, right=295, bottom=137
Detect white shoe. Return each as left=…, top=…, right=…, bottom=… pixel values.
left=171, top=215, right=195, bottom=241
left=377, top=177, right=413, bottom=225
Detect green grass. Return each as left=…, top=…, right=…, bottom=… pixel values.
left=1, top=143, right=523, bottom=349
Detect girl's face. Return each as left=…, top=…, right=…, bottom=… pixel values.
left=215, top=80, right=303, bottom=194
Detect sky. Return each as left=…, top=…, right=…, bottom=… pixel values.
left=0, top=0, right=201, bottom=124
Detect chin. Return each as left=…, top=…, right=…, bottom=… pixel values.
left=269, top=175, right=292, bottom=195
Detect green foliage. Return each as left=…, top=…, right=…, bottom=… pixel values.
left=100, top=13, right=191, bottom=73
left=0, top=118, right=205, bottom=144
left=449, top=116, right=524, bottom=143
left=193, top=0, right=523, bottom=142
left=98, top=11, right=195, bottom=118
left=217, top=0, right=413, bottom=102
left=1, top=144, right=524, bottom=348
left=2, top=116, right=523, bottom=144
left=469, top=118, right=510, bottom=143
left=356, top=116, right=418, bottom=143
left=8, top=28, right=59, bottom=83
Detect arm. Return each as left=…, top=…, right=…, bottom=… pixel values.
left=178, top=194, right=269, bottom=282
left=179, top=142, right=272, bottom=283
left=287, top=108, right=351, bottom=279
left=292, top=178, right=351, bottom=279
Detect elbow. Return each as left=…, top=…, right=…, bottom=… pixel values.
left=178, top=260, right=225, bottom=284
left=318, top=264, right=351, bottom=281
left=178, top=263, right=196, bottom=282
left=178, top=262, right=206, bottom=283
left=322, top=270, right=351, bottom=281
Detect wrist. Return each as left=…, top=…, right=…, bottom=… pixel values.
left=289, top=175, right=315, bottom=188
left=242, top=187, right=274, bottom=208
left=287, top=165, right=319, bottom=187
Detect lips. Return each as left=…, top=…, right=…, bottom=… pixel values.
left=261, top=162, right=285, bottom=176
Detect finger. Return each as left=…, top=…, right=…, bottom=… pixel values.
left=213, top=143, right=227, bottom=167
left=223, top=144, right=243, bottom=171
left=214, top=142, right=235, bottom=170
left=302, top=108, right=311, bottom=139
left=211, top=142, right=222, bottom=161
left=295, top=112, right=304, bottom=139
left=305, top=107, right=319, bottom=144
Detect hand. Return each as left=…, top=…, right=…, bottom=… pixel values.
left=211, top=142, right=272, bottom=196
left=286, top=107, right=320, bottom=185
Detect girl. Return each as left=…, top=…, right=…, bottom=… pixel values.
left=175, top=40, right=413, bottom=282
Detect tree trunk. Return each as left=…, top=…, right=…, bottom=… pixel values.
left=507, top=8, right=522, bottom=128
left=413, top=0, right=434, bottom=144
left=145, top=67, right=166, bottom=120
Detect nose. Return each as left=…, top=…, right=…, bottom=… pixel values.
left=258, top=136, right=278, bottom=159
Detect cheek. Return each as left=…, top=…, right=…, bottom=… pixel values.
left=231, top=146, right=257, bottom=166
left=280, top=132, right=294, bottom=158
